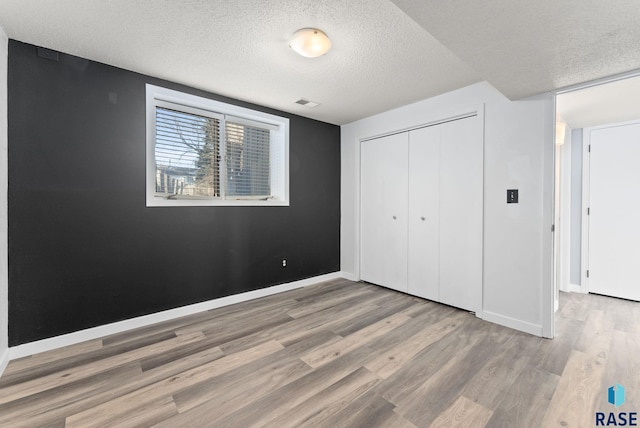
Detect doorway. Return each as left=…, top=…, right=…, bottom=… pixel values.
left=555, top=75, right=640, bottom=302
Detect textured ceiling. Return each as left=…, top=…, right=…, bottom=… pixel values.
left=391, top=0, right=640, bottom=100
left=557, top=76, right=640, bottom=129
left=0, top=0, right=480, bottom=125
left=0, top=1, right=639, bottom=125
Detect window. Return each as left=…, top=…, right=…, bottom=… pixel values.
left=146, top=85, right=289, bottom=206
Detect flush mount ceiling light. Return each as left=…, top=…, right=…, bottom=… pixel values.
left=289, top=28, right=332, bottom=58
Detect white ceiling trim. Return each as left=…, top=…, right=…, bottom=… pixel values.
left=554, top=68, right=640, bottom=95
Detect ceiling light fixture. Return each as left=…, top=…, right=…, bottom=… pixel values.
left=289, top=28, right=332, bottom=58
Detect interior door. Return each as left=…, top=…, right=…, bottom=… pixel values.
left=408, top=125, right=440, bottom=301
left=380, top=133, right=409, bottom=292
left=439, top=116, right=483, bottom=312
left=588, top=122, right=640, bottom=301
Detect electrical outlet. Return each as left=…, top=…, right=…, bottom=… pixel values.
left=282, top=259, right=287, bottom=267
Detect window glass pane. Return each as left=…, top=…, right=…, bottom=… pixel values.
left=147, top=84, right=288, bottom=206
left=155, top=107, right=220, bottom=197
left=225, top=122, right=271, bottom=197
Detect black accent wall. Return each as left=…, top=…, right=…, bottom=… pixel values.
left=7, top=40, right=341, bottom=346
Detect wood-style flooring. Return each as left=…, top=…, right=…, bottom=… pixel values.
left=0, top=278, right=638, bottom=427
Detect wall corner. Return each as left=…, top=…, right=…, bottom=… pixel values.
left=0, top=26, right=9, bottom=377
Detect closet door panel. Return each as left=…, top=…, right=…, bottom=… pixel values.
left=380, top=133, right=409, bottom=292
left=408, top=126, right=440, bottom=301
left=439, top=117, right=483, bottom=312
left=360, top=138, right=384, bottom=285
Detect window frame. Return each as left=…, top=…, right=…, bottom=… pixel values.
left=146, top=84, right=290, bottom=207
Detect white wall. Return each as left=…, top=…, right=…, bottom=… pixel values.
left=0, top=26, right=8, bottom=375
left=557, top=126, right=574, bottom=294
left=560, top=126, right=573, bottom=293
left=341, top=81, right=555, bottom=337
left=570, top=128, right=583, bottom=286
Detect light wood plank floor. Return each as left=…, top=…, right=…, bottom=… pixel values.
left=0, top=279, right=638, bottom=427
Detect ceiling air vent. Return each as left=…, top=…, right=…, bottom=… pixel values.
left=295, top=98, right=320, bottom=108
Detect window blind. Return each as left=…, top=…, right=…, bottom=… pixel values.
left=147, top=84, right=288, bottom=206
left=225, top=121, right=271, bottom=198
left=155, top=107, right=221, bottom=197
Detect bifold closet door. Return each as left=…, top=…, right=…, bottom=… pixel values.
left=361, top=137, right=384, bottom=285
left=438, top=117, right=483, bottom=312
left=360, top=133, right=408, bottom=292
left=408, top=126, right=440, bottom=301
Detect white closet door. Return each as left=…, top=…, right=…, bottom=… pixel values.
left=380, top=133, right=409, bottom=292
left=360, top=137, right=384, bottom=285
left=439, top=117, right=483, bottom=312
left=408, top=126, right=440, bottom=300
left=360, top=133, right=408, bottom=292
left=589, top=123, right=640, bottom=301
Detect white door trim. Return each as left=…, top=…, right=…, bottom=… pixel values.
left=581, top=127, right=591, bottom=292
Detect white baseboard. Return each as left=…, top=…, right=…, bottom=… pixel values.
left=9, top=272, right=345, bottom=360
left=481, top=311, right=543, bottom=337
left=567, top=283, right=585, bottom=293
left=340, top=272, right=357, bottom=282
left=0, top=347, right=9, bottom=378
left=560, top=283, right=583, bottom=293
